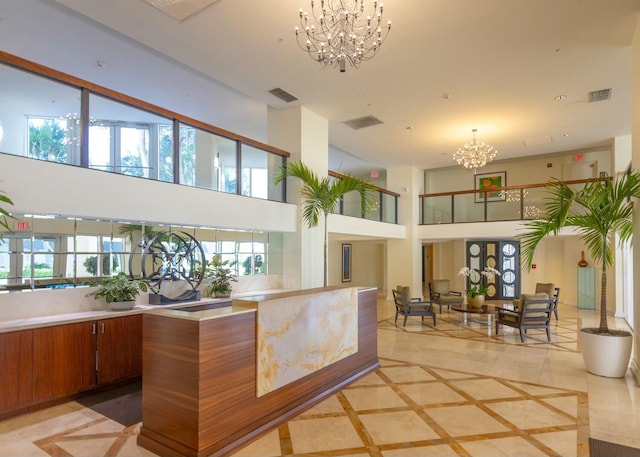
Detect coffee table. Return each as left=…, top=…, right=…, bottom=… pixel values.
left=450, top=303, right=502, bottom=334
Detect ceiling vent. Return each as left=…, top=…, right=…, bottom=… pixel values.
left=589, top=88, right=611, bottom=103
left=268, top=87, right=299, bottom=103
left=343, top=115, right=383, bottom=130
left=143, top=0, right=222, bottom=21
left=523, top=136, right=552, bottom=147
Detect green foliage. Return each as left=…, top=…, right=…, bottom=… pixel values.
left=87, top=272, right=148, bottom=303
left=28, top=120, right=68, bottom=163
left=275, top=160, right=376, bottom=286
left=204, top=254, right=238, bottom=296
left=0, top=191, right=14, bottom=235
left=519, top=172, right=640, bottom=333
left=83, top=254, right=120, bottom=276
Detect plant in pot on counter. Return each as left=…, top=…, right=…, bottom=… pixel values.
left=87, top=272, right=148, bottom=311
left=204, top=254, right=238, bottom=298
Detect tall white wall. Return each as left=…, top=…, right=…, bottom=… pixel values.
left=631, top=14, right=640, bottom=386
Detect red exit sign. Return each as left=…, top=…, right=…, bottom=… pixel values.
left=15, top=221, right=30, bottom=230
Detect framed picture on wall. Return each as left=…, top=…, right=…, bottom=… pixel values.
left=474, top=171, right=506, bottom=203
left=342, top=244, right=352, bottom=283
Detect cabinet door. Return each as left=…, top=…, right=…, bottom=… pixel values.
left=97, top=314, right=142, bottom=384
left=0, top=330, right=33, bottom=416
left=32, top=322, right=96, bottom=403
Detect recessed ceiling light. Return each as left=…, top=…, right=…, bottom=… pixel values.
left=562, top=133, right=569, bottom=137
left=554, top=95, right=566, bottom=101
left=405, top=126, right=413, bottom=131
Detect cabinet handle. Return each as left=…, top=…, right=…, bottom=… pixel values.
left=91, top=323, right=96, bottom=334
left=100, top=322, right=105, bottom=334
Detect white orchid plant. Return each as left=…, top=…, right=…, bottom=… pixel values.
left=458, top=266, right=501, bottom=298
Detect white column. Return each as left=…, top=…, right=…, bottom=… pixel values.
left=386, top=166, right=423, bottom=299
left=267, top=106, right=328, bottom=290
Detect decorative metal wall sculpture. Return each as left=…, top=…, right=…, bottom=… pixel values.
left=130, top=230, right=205, bottom=304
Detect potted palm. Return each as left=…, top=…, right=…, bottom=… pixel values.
left=519, top=171, right=640, bottom=377
left=87, top=272, right=148, bottom=311
left=275, top=161, right=377, bottom=287
left=204, top=254, right=238, bottom=298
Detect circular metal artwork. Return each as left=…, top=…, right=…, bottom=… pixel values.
left=130, top=231, right=205, bottom=301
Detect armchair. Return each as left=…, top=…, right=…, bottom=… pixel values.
left=392, top=286, right=436, bottom=327
left=429, top=279, right=464, bottom=314
left=513, top=283, right=558, bottom=319
left=496, top=293, right=555, bottom=342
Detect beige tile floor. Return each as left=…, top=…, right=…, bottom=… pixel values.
left=0, top=294, right=638, bottom=457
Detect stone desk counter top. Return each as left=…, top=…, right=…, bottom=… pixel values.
left=0, top=297, right=234, bottom=334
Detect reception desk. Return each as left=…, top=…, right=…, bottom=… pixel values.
left=137, top=286, right=379, bottom=457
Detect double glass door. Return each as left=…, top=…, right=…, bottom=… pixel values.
left=465, top=240, right=520, bottom=300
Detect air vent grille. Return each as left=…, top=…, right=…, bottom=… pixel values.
left=268, top=88, right=299, bottom=103
left=589, top=88, right=611, bottom=103
left=343, top=115, right=383, bottom=130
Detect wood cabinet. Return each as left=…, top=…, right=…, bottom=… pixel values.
left=0, top=330, right=33, bottom=417
left=16, top=314, right=143, bottom=409
left=97, top=314, right=142, bottom=384
left=32, top=321, right=97, bottom=403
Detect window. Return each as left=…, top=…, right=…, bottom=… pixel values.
left=89, top=94, right=173, bottom=180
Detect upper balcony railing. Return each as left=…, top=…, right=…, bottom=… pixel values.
left=419, top=178, right=604, bottom=225
left=329, top=171, right=399, bottom=224
left=0, top=51, right=401, bottom=223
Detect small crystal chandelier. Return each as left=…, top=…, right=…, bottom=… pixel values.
left=295, top=0, right=392, bottom=72
left=453, top=129, right=498, bottom=173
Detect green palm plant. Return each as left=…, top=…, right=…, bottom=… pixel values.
left=0, top=191, right=14, bottom=235
left=519, top=171, right=640, bottom=334
left=275, top=161, right=377, bottom=287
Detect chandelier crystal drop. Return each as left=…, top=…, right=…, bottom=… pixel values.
left=453, top=129, right=498, bottom=172
left=295, top=0, right=392, bottom=72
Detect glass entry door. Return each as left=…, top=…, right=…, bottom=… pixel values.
left=466, top=240, right=520, bottom=300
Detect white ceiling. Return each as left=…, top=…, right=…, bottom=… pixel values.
left=52, top=0, right=639, bottom=174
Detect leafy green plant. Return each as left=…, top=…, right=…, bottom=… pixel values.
left=204, top=254, right=238, bottom=296
left=0, top=190, right=15, bottom=235
left=275, top=161, right=376, bottom=287
left=87, top=272, right=148, bottom=303
left=519, top=172, right=640, bottom=334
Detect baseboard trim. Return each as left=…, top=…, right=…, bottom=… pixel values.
left=630, top=359, right=640, bottom=387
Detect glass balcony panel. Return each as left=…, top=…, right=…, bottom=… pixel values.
left=364, top=192, right=381, bottom=221
left=178, top=124, right=237, bottom=194
left=341, top=191, right=362, bottom=218
left=240, top=144, right=284, bottom=202
left=89, top=94, right=172, bottom=179
left=453, top=193, right=484, bottom=222
left=421, top=195, right=452, bottom=224
left=381, top=193, right=396, bottom=223
left=0, top=64, right=82, bottom=164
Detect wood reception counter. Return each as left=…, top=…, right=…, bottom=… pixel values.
left=137, top=286, right=379, bottom=457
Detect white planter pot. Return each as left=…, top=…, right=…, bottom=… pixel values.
left=580, top=328, right=633, bottom=378
left=109, top=300, right=136, bottom=311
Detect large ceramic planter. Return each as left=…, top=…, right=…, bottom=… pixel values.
left=467, top=294, right=485, bottom=308
left=580, top=328, right=633, bottom=378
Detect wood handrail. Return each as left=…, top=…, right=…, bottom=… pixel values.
left=419, top=177, right=608, bottom=199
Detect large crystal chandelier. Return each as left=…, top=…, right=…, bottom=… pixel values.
left=453, top=129, right=498, bottom=173
left=295, top=0, right=392, bottom=72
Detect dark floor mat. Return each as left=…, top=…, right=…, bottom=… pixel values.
left=77, top=381, right=142, bottom=427
left=590, top=438, right=640, bottom=457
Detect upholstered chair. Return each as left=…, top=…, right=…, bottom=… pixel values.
left=428, top=279, right=464, bottom=313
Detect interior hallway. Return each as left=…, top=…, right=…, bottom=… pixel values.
left=0, top=293, right=638, bottom=456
